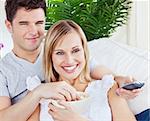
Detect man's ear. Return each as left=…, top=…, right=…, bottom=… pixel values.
left=5, top=20, right=13, bottom=33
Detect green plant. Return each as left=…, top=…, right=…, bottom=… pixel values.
left=46, top=0, right=132, bottom=41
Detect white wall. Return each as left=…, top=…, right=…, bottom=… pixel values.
left=0, top=0, right=149, bottom=58
left=112, top=0, right=149, bottom=51
left=127, top=0, right=149, bottom=50
left=0, top=0, right=13, bottom=58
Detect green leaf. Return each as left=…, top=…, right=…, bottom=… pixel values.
left=46, top=0, right=132, bottom=41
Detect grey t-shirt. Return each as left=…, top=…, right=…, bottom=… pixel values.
left=0, top=51, right=97, bottom=104
left=0, top=51, right=44, bottom=104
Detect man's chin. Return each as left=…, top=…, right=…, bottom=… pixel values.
left=27, top=44, right=42, bottom=51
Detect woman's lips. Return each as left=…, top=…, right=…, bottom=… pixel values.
left=62, top=64, right=78, bottom=73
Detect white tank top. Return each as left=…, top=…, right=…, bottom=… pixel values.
left=26, top=75, right=114, bottom=121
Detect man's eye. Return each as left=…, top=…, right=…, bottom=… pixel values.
left=72, top=49, right=80, bottom=53
left=56, top=52, right=64, bottom=55
left=20, top=23, right=27, bottom=26
left=19, top=22, right=28, bottom=25
left=36, top=22, right=44, bottom=25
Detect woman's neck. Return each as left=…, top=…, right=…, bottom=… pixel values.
left=60, top=78, right=88, bottom=92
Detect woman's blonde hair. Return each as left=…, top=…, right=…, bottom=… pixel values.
left=43, top=20, right=91, bottom=83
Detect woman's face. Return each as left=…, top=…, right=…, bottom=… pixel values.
left=52, top=31, right=85, bottom=82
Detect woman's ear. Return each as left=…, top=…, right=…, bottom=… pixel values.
left=5, top=20, right=13, bottom=33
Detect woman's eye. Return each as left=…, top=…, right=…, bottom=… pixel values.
left=56, top=52, right=64, bottom=55
left=72, top=49, right=80, bottom=53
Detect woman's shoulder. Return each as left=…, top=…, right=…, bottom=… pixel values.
left=85, top=75, right=115, bottom=94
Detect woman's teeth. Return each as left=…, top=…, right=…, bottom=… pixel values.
left=63, top=65, right=77, bottom=71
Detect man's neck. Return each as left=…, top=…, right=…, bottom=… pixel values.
left=12, top=46, right=41, bottom=63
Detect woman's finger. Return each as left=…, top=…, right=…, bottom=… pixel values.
left=58, top=100, right=70, bottom=110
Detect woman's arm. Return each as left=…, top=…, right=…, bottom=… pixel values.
left=108, top=83, right=137, bottom=121
left=27, top=105, right=40, bottom=121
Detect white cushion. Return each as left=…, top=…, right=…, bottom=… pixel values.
left=88, top=38, right=150, bottom=114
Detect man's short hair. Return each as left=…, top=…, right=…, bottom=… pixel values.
left=5, top=0, right=46, bottom=23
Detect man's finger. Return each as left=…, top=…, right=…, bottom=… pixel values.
left=132, top=88, right=142, bottom=93
left=117, top=88, right=137, bottom=97
left=61, top=81, right=78, bottom=101
left=51, top=93, right=66, bottom=101
left=60, top=89, right=73, bottom=101
left=63, top=88, right=78, bottom=101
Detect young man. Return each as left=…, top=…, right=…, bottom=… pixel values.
left=0, top=0, right=140, bottom=121
left=0, top=0, right=78, bottom=120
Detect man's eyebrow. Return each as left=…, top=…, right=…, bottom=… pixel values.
left=18, top=20, right=44, bottom=24
left=18, top=21, right=28, bottom=24
left=36, top=20, right=44, bottom=24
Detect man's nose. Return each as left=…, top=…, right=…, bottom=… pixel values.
left=28, top=25, right=38, bottom=35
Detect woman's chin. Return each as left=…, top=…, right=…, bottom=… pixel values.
left=61, top=75, right=79, bottom=82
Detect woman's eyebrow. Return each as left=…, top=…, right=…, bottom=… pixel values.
left=72, top=46, right=80, bottom=49
left=53, top=45, right=80, bottom=51
left=53, top=49, right=63, bottom=52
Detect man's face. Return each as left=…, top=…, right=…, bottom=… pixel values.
left=6, top=8, right=45, bottom=53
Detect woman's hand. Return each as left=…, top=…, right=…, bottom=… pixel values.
left=114, top=76, right=142, bottom=99
left=48, top=101, right=89, bottom=121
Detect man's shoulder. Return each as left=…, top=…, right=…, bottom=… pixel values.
left=0, top=52, right=14, bottom=70
left=0, top=52, right=12, bottom=62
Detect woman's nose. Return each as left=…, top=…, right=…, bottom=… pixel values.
left=65, top=54, right=74, bottom=64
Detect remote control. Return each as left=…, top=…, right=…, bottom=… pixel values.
left=121, top=81, right=144, bottom=90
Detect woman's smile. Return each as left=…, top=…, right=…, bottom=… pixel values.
left=62, top=64, right=79, bottom=74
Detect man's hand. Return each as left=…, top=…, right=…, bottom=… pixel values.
left=34, top=81, right=78, bottom=101
left=114, top=76, right=142, bottom=99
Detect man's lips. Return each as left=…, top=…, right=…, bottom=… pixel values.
left=26, top=37, right=38, bottom=40
left=26, top=37, right=38, bottom=43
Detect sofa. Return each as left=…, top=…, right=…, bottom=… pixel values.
left=88, top=38, right=150, bottom=115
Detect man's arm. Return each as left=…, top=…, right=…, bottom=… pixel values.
left=0, top=91, right=40, bottom=121
left=0, top=81, right=78, bottom=121
left=90, top=65, right=113, bottom=80
left=90, top=65, right=141, bottom=99
left=108, top=83, right=136, bottom=121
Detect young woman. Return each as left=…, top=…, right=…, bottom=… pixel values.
left=27, top=20, right=136, bottom=121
